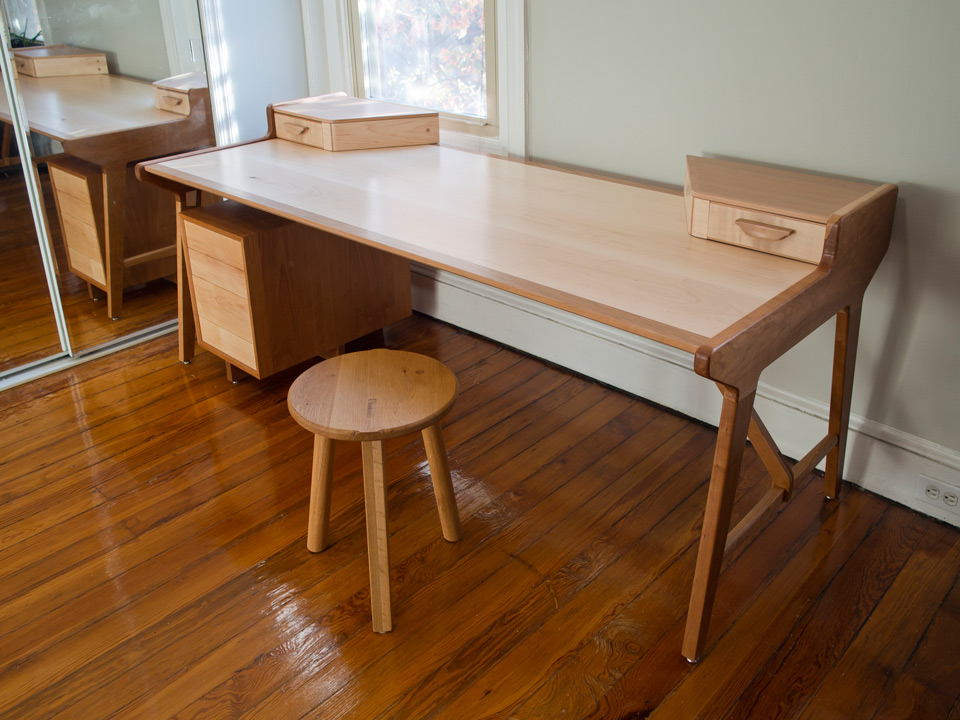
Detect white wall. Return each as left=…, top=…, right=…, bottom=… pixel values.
left=199, top=0, right=309, bottom=143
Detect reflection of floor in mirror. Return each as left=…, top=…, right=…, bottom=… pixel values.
left=0, top=167, right=62, bottom=373
left=55, top=243, right=178, bottom=351
left=0, top=167, right=178, bottom=373
left=0, top=241, right=62, bottom=373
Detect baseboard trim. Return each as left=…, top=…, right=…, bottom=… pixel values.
left=410, top=263, right=960, bottom=527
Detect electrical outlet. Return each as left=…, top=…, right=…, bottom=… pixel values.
left=916, top=475, right=960, bottom=516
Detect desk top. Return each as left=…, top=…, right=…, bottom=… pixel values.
left=0, top=74, right=182, bottom=141
left=144, top=140, right=815, bottom=352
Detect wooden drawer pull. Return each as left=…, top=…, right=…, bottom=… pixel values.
left=283, top=123, right=310, bottom=136
left=734, top=218, right=794, bottom=242
left=162, top=96, right=184, bottom=106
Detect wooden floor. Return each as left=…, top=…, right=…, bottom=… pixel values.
left=0, top=167, right=177, bottom=374
left=1, top=313, right=958, bottom=719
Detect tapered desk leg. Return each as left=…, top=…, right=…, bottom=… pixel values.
left=824, top=304, right=862, bottom=499
left=175, top=192, right=199, bottom=363
left=682, top=383, right=756, bottom=662
left=102, top=165, right=126, bottom=319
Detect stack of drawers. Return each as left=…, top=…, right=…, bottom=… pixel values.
left=180, top=201, right=412, bottom=379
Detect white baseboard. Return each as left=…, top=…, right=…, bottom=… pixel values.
left=410, top=264, right=960, bottom=527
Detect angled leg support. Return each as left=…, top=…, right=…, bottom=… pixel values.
left=683, top=383, right=756, bottom=662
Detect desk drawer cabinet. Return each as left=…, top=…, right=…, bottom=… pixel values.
left=48, top=158, right=107, bottom=285
left=180, top=201, right=412, bottom=379
left=47, top=156, right=177, bottom=292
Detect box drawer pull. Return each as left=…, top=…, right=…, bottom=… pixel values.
left=734, top=218, right=794, bottom=242
left=283, top=123, right=310, bottom=136
left=161, top=96, right=184, bottom=106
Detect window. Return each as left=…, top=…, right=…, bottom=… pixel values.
left=307, top=0, right=523, bottom=156
left=349, top=0, right=497, bottom=137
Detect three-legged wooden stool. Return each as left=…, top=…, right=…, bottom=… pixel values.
left=287, top=348, right=462, bottom=632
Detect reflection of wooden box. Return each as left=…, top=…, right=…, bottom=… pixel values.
left=684, top=155, right=879, bottom=264
left=47, top=155, right=176, bottom=290
left=180, top=201, right=412, bottom=379
left=271, top=93, right=439, bottom=151
left=152, top=71, right=208, bottom=116
left=13, top=45, right=107, bottom=78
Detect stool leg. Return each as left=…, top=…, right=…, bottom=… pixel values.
left=422, top=423, right=462, bottom=542
left=362, top=440, right=392, bottom=632
left=307, top=435, right=335, bottom=553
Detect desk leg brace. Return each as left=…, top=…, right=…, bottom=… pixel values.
left=103, top=165, right=126, bottom=320
left=175, top=191, right=202, bottom=364
left=825, top=304, right=862, bottom=499
left=682, top=383, right=756, bottom=662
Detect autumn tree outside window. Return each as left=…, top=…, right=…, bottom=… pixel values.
left=350, top=0, right=498, bottom=133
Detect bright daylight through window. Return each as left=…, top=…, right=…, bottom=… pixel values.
left=356, top=0, right=489, bottom=121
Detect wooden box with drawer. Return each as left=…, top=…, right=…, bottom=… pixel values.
left=152, top=71, right=208, bottom=116
left=270, top=93, right=439, bottom=151
left=684, top=155, right=881, bottom=264
left=179, top=201, right=412, bottom=379
left=47, top=155, right=176, bottom=293
left=13, top=45, right=107, bottom=78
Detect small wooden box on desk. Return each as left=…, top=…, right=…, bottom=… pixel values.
left=179, top=201, right=412, bottom=379
left=12, top=45, right=107, bottom=78
left=270, top=93, right=439, bottom=151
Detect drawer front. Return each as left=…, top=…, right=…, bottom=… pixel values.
left=187, top=247, right=249, bottom=298
left=50, top=165, right=93, bottom=201
left=61, top=214, right=103, bottom=267
left=183, top=220, right=246, bottom=269
left=702, top=200, right=825, bottom=264
left=274, top=112, right=326, bottom=149
left=153, top=87, right=190, bottom=115
left=198, top=317, right=258, bottom=372
left=328, top=115, right=439, bottom=151
left=14, top=57, right=33, bottom=75
left=192, top=276, right=253, bottom=342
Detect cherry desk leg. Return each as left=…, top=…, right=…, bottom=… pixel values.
left=102, top=165, right=126, bottom=320
left=175, top=191, right=200, bottom=364
left=824, top=304, right=862, bottom=499
left=682, top=383, right=756, bottom=662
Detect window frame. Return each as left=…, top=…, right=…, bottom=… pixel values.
left=302, top=0, right=524, bottom=157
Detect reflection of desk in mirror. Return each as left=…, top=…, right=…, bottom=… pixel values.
left=140, top=140, right=896, bottom=661
left=0, top=71, right=215, bottom=317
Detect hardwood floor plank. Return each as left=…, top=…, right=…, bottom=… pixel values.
left=399, top=425, right=719, bottom=720
left=722, top=504, right=938, bottom=720
left=647, top=487, right=892, bottom=719
left=590, top=485, right=885, bottom=719
left=1, top=314, right=957, bottom=719
left=796, top=523, right=960, bottom=720
left=870, top=574, right=960, bottom=719
left=7, top=335, right=589, bottom=718
left=69, top=377, right=616, bottom=719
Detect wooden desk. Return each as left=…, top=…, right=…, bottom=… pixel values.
left=0, top=73, right=214, bottom=317
left=139, top=139, right=896, bottom=661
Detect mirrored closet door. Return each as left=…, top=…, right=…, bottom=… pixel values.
left=1, top=0, right=210, bottom=378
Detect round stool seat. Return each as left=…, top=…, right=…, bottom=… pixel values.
left=288, top=349, right=459, bottom=441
